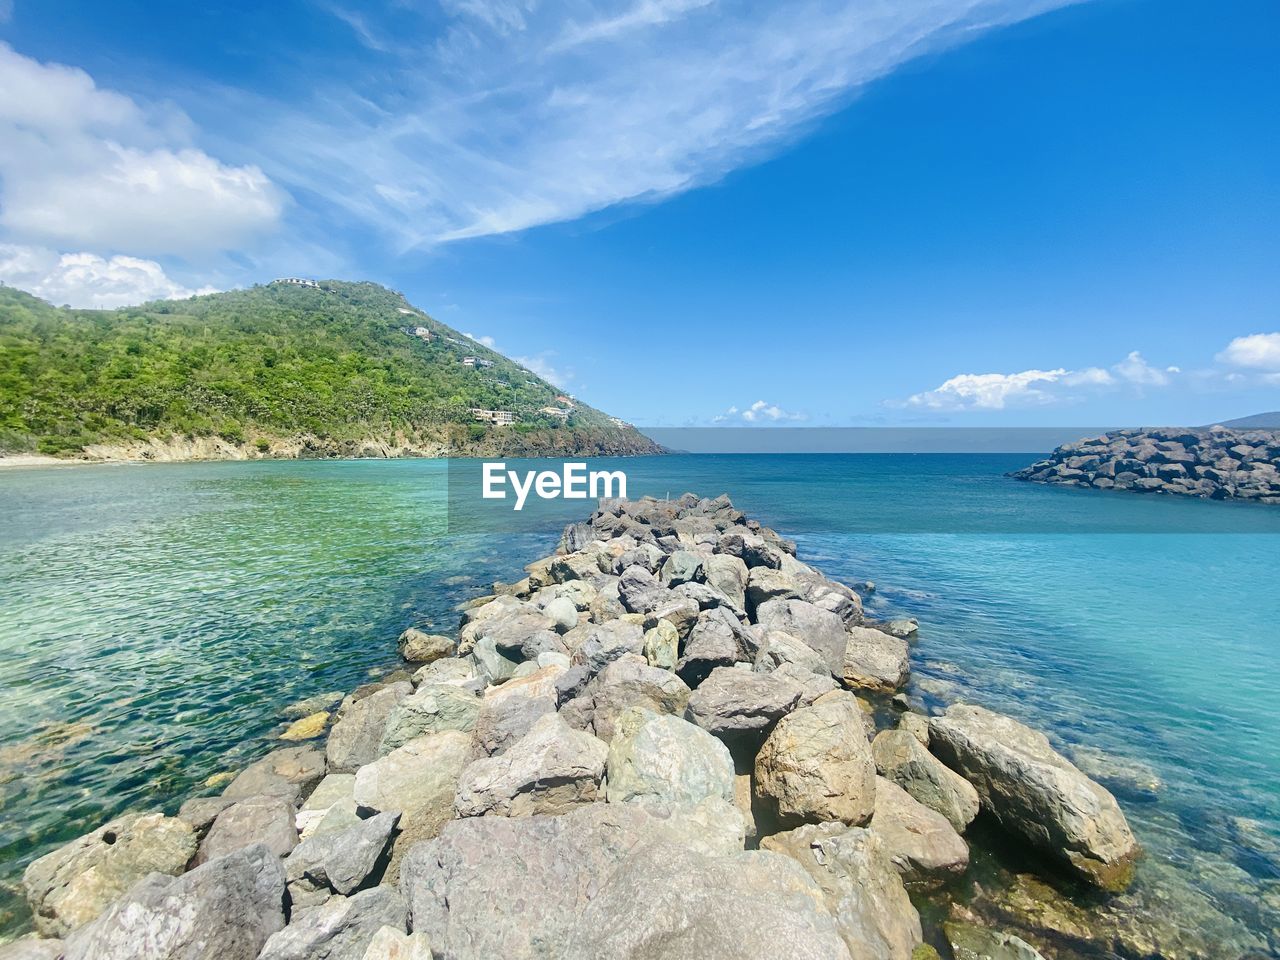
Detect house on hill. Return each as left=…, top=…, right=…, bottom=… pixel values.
left=271, top=277, right=320, bottom=288
left=470, top=408, right=516, bottom=426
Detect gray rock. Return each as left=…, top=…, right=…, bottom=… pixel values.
left=379, top=683, right=481, bottom=755
left=929, top=704, right=1140, bottom=891
left=455, top=714, right=608, bottom=818
left=61, top=844, right=286, bottom=960
left=476, top=608, right=560, bottom=658
left=675, top=607, right=756, bottom=686
left=326, top=683, right=413, bottom=774
left=352, top=731, right=472, bottom=883
left=195, top=794, right=297, bottom=865
left=745, top=566, right=802, bottom=613
left=872, top=729, right=981, bottom=833
left=0, top=939, right=64, bottom=960
left=410, top=657, right=474, bottom=688
left=541, top=596, right=579, bottom=633
left=358, top=926, right=433, bottom=960
left=396, top=629, right=454, bottom=664
left=400, top=803, right=762, bottom=960
left=870, top=777, right=969, bottom=883
left=755, top=599, right=846, bottom=677
left=285, top=811, right=399, bottom=905
left=21, top=811, right=197, bottom=937
left=876, top=618, right=919, bottom=640
left=755, top=691, right=876, bottom=826
left=660, top=550, right=705, bottom=587
left=796, top=575, right=864, bottom=627
left=683, top=665, right=804, bottom=744
left=470, top=637, right=520, bottom=686
left=559, top=654, right=690, bottom=742
left=762, top=823, right=922, bottom=960
left=296, top=774, right=358, bottom=840
left=257, top=887, right=407, bottom=960
left=640, top=618, right=679, bottom=671
left=177, top=795, right=236, bottom=839
left=571, top=619, right=646, bottom=677
left=223, top=745, right=326, bottom=803
left=702, top=553, right=749, bottom=611
left=605, top=707, right=735, bottom=807
left=471, top=664, right=563, bottom=756
left=617, top=564, right=666, bottom=614
left=944, top=922, right=1047, bottom=960
left=753, top=630, right=830, bottom=677
left=898, top=712, right=930, bottom=746
left=842, top=625, right=910, bottom=691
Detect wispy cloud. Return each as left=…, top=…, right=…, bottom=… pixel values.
left=713, top=399, right=808, bottom=424
left=513, top=350, right=573, bottom=389
left=1217, top=333, right=1280, bottom=372
left=0, top=244, right=218, bottom=308
left=254, top=0, right=1080, bottom=249
left=897, top=351, right=1182, bottom=411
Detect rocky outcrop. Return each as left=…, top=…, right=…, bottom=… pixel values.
left=12, top=494, right=1157, bottom=959
left=1010, top=426, right=1280, bottom=502
left=929, top=704, right=1139, bottom=891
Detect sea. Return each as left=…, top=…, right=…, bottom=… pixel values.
left=1, top=454, right=1276, bottom=951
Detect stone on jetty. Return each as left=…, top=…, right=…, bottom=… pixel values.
left=753, top=630, right=830, bottom=677
left=285, top=810, right=400, bottom=906
left=842, top=625, right=910, bottom=691
left=755, top=691, right=876, bottom=826
left=929, top=704, right=1139, bottom=890
left=455, top=714, right=607, bottom=818
left=194, top=794, right=298, bottom=865
left=872, top=729, right=980, bottom=832
left=0, top=939, right=64, bottom=959
left=396, top=628, right=454, bottom=664
left=359, top=926, right=433, bottom=960
left=60, top=844, right=285, bottom=960
left=379, top=682, right=481, bottom=754
left=257, top=886, right=407, bottom=960
left=675, top=606, right=756, bottom=685
left=762, top=822, right=922, bottom=960
left=353, top=730, right=472, bottom=882
left=558, top=654, right=690, bottom=742
left=22, top=811, right=198, bottom=937
left=605, top=707, right=735, bottom=806
left=296, top=773, right=358, bottom=840
left=470, top=664, right=562, bottom=756
left=223, top=744, right=325, bottom=802
left=684, top=665, right=805, bottom=744
left=869, top=777, right=969, bottom=883
left=755, top=598, right=847, bottom=677
left=327, top=682, right=413, bottom=774
left=640, top=618, right=679, bottom=670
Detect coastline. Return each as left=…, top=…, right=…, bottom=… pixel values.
left=3, top=493, right=1228, bottom=960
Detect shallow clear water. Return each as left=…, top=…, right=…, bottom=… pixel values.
left=1, top=455, right=1277, bottom=947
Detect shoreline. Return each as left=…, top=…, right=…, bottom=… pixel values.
left=0, top=495, right=1257, bottom=959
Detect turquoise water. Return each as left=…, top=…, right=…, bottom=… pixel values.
left=1, top=455, right=1277, bottom=948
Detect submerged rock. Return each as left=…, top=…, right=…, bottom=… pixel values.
left=943, top=923, right=1046, bottom=960
left=929, top=704, right=1139, bottom=891
left=22, top=811, right=197, bottom=937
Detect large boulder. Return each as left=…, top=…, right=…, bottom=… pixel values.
left=284, top=811, right=400, bottom=907
left=675, top=607, right=756, bottom=686
left=401, top=802, right=812, bottom=960
left=470, top=665, right=562, bottom=756
left=605, top=707, right=735, bottom=807
left=352, top=731, right=472, bottom=883
left=257, top=887, right=407, bottom=960
left=841, top=626, right=910, bottom=691
left=755, top=691, right=875, bottom=826
left=683, top=665, right=805, bottom=745
left=396, top=629, right=454, bottom=664
left=872, top=729, right=980, bottom=832
left=572, top=620, right=647, bottom=677
left=869, top=777, right=969, bottom=883
left=702, top=554, right=749, bottom=611
left=296, top=774, right=359, bottom=840
left=762, top=823, right=922, bottom=960
left=0, top=940, right=63, bottom=959
left=327, top=683, right=413, bottom=774
left=359, top=927, right=434, bottom=960
left=745, top=566, right=802, bottom=613
left=660, top=550, right=705, bottom=587
left=755, top=599, right=846, bottom=676
left=379, top=683, right=481, bottom=754
left=60, top=844, right=286, bottom=960
left=194, top=794, right=298, bottom=865
left=753, top=630, right=830, bottom=677
left=21, top=812, right=197, bottom=937
left=640, top=618, right=680, bottom=671
left=455, top=714, right=608, bottom=818
left=223, top=745, right=326, bottom=802
left=929, top=704, right=1139, bottom=891
left=559, top=654, right=691, bottom=742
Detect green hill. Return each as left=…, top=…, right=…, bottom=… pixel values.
left=0, top=280, right=659, bottom=459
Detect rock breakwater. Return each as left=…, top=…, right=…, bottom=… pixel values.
left=4, top=495, right=1157, bottom=960
left=1010, top=427, right=1280, bottom=502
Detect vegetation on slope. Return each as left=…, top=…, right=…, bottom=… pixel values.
left=0, top=280, right=658, bottom=457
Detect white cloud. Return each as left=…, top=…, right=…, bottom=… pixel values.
left=714, top=399, right=807, bottom=423
left=900, top=351, right=1184, bottom=411
left=513, top=351, right=573, bottom=388
left=1217, top=333, right=1280, bottom=372
left=464, top=331, right=497, bottom=347
left=255, top=0, right=1079, bottom=248
left=0, top=43, right=285, bottom=256
left=0, top=244, right=218, bottom=309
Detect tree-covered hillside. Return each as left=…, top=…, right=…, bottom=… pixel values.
left=0, top=280, right=658, bottom=457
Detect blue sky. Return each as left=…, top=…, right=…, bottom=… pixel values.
left=0, top=0, right=1277, bottom=427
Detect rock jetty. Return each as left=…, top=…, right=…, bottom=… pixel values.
left=1010, top=427, right=1280, bottom=502
left=4, top=495, right=1144, bottom=960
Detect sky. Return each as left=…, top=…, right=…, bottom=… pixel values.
left=0, top=0, right=1277, bottom=427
